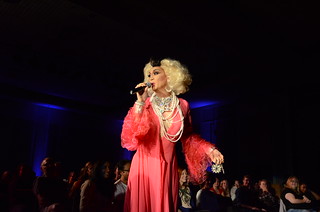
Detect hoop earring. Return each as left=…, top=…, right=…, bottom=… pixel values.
left=165, top=86, right=172, bottom=92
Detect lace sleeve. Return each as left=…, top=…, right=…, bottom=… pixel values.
left=179, top=99, right=215, bottom=184
left=121, top=103, right=151, bottom=151
left=182, top=134, right=215, bottom=184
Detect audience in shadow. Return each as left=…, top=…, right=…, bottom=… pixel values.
left=3, top=157, right=320, bottom=212
left=8, top=163, right=37, bottom=212
left=299, top=180, right=320, bottom=212
left=69, top=161, right=94, bottom=212
left=33, top=157, right=69, bottom=212
left=196, top=171, right=221, bottom=212
left=233, top=174, right=266, bottom=212
left=79, top=160, right=115, bottom=212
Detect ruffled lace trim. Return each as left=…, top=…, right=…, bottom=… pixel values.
left=182, top=134, right=214, bottom=185
left=121, top=103, right=151, bottom=151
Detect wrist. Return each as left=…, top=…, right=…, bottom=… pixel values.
left=135, top=100, right=145, bottom=105
left=134, top=101, right=145, bottom=113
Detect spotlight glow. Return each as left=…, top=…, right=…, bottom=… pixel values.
left=189, top=100, right=218, bottom=109
left=33, top=103, right=65, bottom=110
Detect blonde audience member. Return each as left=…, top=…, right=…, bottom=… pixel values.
left=280, top=176, right=315, bottom=212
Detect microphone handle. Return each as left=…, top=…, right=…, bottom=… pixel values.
left=130, top=86, right=147, bottom=95
left=130, top=82, right=151, bottom=95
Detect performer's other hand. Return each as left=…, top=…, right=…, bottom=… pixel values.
left=209, top=149, right=224, bottom=165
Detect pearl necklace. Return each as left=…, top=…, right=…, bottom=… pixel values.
left=151, top=92, right=184, bottom=142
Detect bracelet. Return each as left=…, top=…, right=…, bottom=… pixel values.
left=135, top=100, right=145, bottom=106
left=135, top=101, right=145, bottom=113
left=209, top=146, right=216, bottom=153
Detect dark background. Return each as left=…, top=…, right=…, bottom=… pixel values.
left=1, top=0, right=319, bottom=189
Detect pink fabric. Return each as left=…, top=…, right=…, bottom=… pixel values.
left=121, top=97, right=215, bottom=212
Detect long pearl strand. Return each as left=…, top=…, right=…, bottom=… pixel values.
left=151, top=92, right=184, bottom=142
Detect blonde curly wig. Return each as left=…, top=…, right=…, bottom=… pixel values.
left=143, top=58, right=192, bottom=96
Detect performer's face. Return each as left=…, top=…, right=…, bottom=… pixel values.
left=147, top=67, right=168, bottom=93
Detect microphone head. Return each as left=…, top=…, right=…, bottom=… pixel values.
left=146, top=82, right=152, bottom=88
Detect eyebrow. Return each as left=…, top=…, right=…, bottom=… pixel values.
left=152, top=68, right=162, bottom=72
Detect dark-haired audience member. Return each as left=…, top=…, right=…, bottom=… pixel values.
left=280, top=176, right=315, bottom=212
left=79, top=160, right=115, bottom=212
left=210, top=177, right=224, bottom=195
left=299, top=181, right=320, bottom=211
left=196, top=171, right=221, bottom=212
left=33, top=157, right=69, bottom=212
left=69, top=161, right=94, bottom=212
left=257, top=179, right=279, bottom=212
left=178, top=167, right=196, bottom=212
left=113, top=159, right=131, bottom=212
left=233, top=174, right=266, bottom=212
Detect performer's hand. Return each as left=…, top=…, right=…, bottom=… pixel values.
left=209, top=149, right=224, bottom=165
left=135, top=82, right=149, bottom=102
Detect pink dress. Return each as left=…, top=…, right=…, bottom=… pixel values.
left=121, top=97, right=215, bottom=212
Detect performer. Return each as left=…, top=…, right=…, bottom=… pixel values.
left=121, top=58, right=224, bottom=212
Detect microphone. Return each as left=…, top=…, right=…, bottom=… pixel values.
left=130, top=82, right=152, bottom=95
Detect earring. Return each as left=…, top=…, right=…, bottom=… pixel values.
left=165, top=86, right=172, bottom=92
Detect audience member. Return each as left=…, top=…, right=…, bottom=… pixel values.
left=231, top=179, right=240, bottom=201
left=8, top=163, right=37, bottom=211
left=69, top=161, right=94, bottom=212
left=33, top=157, right=69, bottom=212
left=257, top=179, right=279, bottom=212
left=299, top=181, right=320, bottom=211
left=210, top=176, right=224, bottom=195
left=220, top=179, right=231, bottom=198
left=233, top=174, right=266, bottom=212
left=113, top=159, right=131, bottom=212
left=79, top=160, right=115, bottom=212
left=178, top=167, right=196, bottom=212
left=196, top=171, right=221, bottom=212
left=280, top=176, right=315, bottom=212
left=219, top=178, right=233, bottom=212
left=66, top=171, right=77, bottom=188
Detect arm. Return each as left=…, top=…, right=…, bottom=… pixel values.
left=310, top=190, right=320, bottom=200
left=285, top=193, right=311, bottom=204
left=121, top=100, right=152, bottom=151
left=180, top=100, right=224, bottom=184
